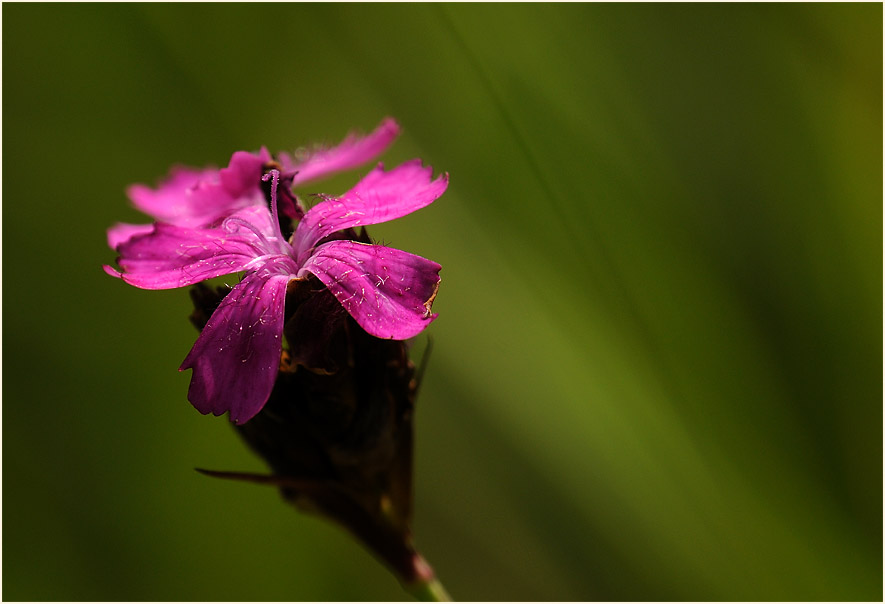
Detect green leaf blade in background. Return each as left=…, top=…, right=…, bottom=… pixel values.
left=3, top=3, right=880, bottom=601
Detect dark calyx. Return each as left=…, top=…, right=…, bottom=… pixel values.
left=188, top=258, right=429, bottom=585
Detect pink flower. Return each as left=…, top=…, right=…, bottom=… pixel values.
left=107, top=118, right=401, bottom=248
left=106, top=150, right=447, bottom=425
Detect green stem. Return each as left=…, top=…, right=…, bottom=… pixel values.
left=401, top=552, right=452, bottom=601
left=408, top=576, right=452, bottom=602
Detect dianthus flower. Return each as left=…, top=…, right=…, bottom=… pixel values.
left=105, top=127, right=447, bottom=425
left=108, top=118, right=401, bottom=248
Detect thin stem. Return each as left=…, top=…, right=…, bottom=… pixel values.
left=408, top=576, right=452, bottom=602
left=401, top=553, right=452, bottom=602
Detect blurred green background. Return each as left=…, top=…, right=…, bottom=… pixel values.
left=3, top=3, right=881, bottom=601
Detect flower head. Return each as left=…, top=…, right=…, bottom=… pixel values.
left=107, top=118, right=401, bottom=248
left=105, top=127, right=447, bottom=425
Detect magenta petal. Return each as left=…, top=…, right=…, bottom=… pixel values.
left=112, top=207, right=287, bottom=290
left=180, top=272, right=289, bottom=424
left=280, top=118, right=400, bottom=186
left=293, top=160, right=448, bottom=259
left=114, top=224, right=252, bottom=289
left=127, top=166, right=216, bottom=216
left=107, top=222, right=154, bottom=249
left=299, top=240, right=441, bottom=340
left=219, top=147, right=272, bottom=198
left=103, top=264, right=122, bottom=279
left=127, top=166, right=231, bottom=227
left=127, top=156, right=267, bottom=228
